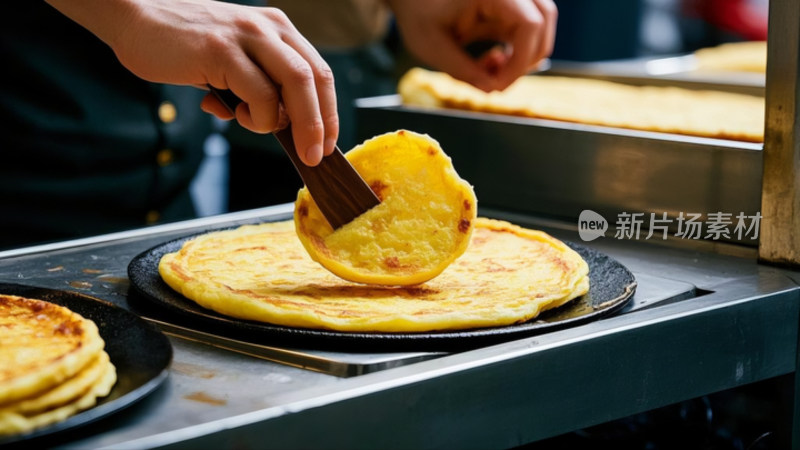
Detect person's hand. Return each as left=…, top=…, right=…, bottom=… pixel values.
left=46, top=0, right=337, bottom=166
left=388, top=0, right=557, bottom=92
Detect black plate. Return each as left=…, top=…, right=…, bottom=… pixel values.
left=127, top=228, right=636, bottom=352
left=0, top=283, right=172, bottom=446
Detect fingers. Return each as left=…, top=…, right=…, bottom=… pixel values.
left=532, top=0, right=558, bottom=67
left=264, top=30, right=339, bottom=163
left=496, top=0, right=557, bottom=87
left=204, top=8, right=338, bottom=167
left=417, top=0, right=558, bottom=92
left=485, top=0, right=546, bottom=90
left=202, top=45, right=288, bottom=134
left=247, top=9, right=337, bottom=166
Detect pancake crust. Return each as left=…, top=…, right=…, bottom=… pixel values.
left=158, top=218, right=590, bottom=333
left=0, top=357, right=116, bottom=436
left=0, top=352, right=110, bottom=416
left=693, top=41, right=766, bottom=73
left=398, top=67, right=764, bottom=142
left=0, top=295, right=105, bottom=405
left=295, top=130, right=477, bottom=286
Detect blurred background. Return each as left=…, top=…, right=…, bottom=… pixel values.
left=188, top=2, right=774, bottom=449
left=191, top=0, right=769, bottom=219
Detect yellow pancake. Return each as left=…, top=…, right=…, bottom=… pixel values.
left=158, top=218, right=590, bottom=333
left=398, top=67, right=764, bottom=142
left=0, top=351, right=110, bottom=416
left=0, top=295, right=105, bottom=405
left=0, top=357, right=116, bottom=436
left=694, top=40, right=766, bottom=73
left=295, top=130, right=477, bottom=286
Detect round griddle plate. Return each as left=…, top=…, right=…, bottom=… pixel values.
left=127, top=230, right=636, bottom=352
left=0, top=283, right=172, bottom=447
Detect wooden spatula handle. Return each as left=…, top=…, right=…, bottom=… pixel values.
left=207, top=86, right=380, bottom=229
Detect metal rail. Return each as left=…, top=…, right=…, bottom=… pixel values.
left=760, top=0, right=800, bottom=267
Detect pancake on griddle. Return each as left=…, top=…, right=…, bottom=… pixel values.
left=295, top=129, right=477, bottom=286
left=398, top=67, right=764, bottom=142
left=0, top=295, right=116, bottom=436
left=158, top=218, right=589, bottom=333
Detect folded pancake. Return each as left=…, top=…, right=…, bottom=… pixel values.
left=158, top=218, right=590, bottom=333
left=295, top=130, right=477, bottom=286
left=398, top=67, right=764, bottom=142
left=0, top=295, right=117, bottom=437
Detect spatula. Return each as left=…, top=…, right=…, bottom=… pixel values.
left=209, top=87, right=380, bottom=229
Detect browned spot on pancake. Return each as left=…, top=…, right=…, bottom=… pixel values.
left=400, top=286, right=440, bottom=297
left=384, top=256, right=401, bottom=269
left=471, top=235, right=488, bottom=246
left=553, top=256, right=570, bottom=274
left=458, top=218, right=471, bottom=233
left=234, top=246, right=269, bottom=253
left=172, top=264, right=192, bottom=282
left=311, top=235, right=330, bottom=257
left=481, top=258, right=510, bottom=273
left=297, top=204, right=308, bottom=217
left=427, top=146, right=436, bottom=156
left=369, top=180, right=389, bottom=201
left=463, top=199, right=471, bottom=211
left=398, top=130, right=406, bottom=136
left=30, top=301, right=46, bottom=312
left=413, top=308, right=445, bottom=315
left=184, top=391, right=226, bottom=406
left=54, top=321, right=82, bottom=335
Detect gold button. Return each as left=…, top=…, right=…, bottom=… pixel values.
left=145, top=210, right=160, bottom=224
left=158, top=101, right=177, bottom=123
left=156, top=149, right=175, bottom=166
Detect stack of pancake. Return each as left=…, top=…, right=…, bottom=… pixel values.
left=0, top=295, right=116, bottom=436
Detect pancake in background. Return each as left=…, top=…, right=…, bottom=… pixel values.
left=295, top=130, right=477, bottom=286
left=0, top=295, right=116, bottom=436
left=158, top=218, right=590, bottom=333
left=398, top=67, right=764, bottom=142
left=693, top=41, right=766, bottom=73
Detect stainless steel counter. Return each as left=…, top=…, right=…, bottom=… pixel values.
left=0, top=204, right=797, bottom=449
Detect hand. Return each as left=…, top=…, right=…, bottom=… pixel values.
left=46, top=0, right=337, bottom=166
left=388, top=0, right=557, bottom=92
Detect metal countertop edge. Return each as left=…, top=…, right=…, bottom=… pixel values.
left=98, top=272, right=800, bottom=449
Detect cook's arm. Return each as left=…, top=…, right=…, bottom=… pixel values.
left=45, top=0, right=337, bottom=166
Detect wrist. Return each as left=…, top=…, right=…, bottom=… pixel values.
left=45, top=0, right=141, bottom=48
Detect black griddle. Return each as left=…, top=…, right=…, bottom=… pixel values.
left=127, top=228, right=636, bottom=352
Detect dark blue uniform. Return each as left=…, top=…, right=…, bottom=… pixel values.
left=0, top=2, right=211, bottom=249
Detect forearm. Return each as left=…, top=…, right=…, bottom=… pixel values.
left=45, top=0, right=140, bottom=49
